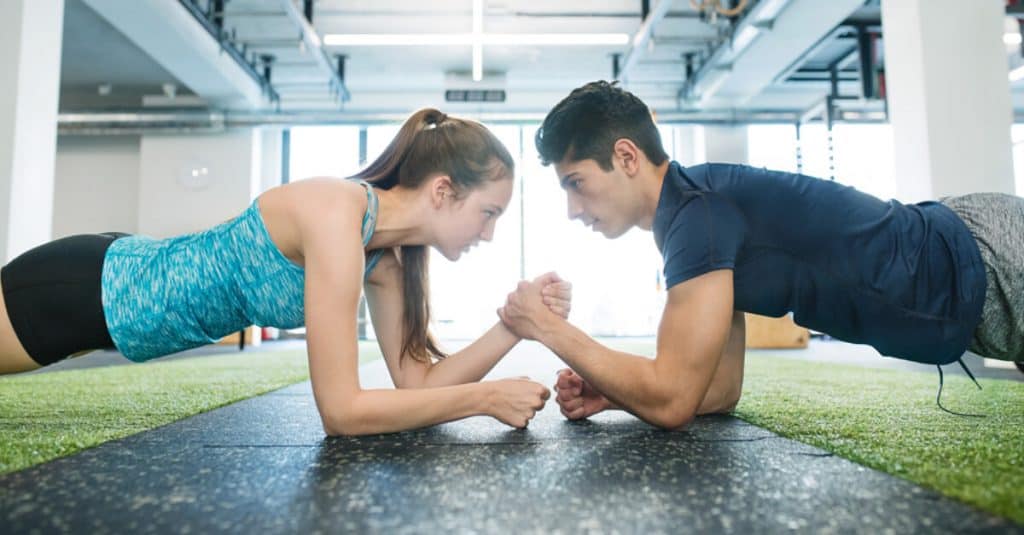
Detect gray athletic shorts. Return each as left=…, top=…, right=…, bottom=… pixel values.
left=940, top=193, right=1024, bottom=362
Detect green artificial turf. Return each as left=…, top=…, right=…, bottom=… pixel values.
left=0, top=342, right=382, bottom=476
left=604, top=339, right=1023, bottom=524
left=736, top=353, right=1023, bottom=524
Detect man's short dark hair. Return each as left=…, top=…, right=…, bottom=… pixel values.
left=535, top=81, right=669, bottom=171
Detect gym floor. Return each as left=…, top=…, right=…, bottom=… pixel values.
left=0, top=339, right=1022, bottom=533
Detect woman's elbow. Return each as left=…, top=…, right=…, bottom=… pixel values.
left=320, top=408, right=367, bottom=437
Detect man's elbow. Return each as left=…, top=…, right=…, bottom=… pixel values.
left=721, top=387, right=742, bottom=413
left=650, top=401, right=696, bottom=431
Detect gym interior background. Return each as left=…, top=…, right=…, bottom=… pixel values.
left=2, top=1, right=1024, bottom=532
left=8, top=0, right=1018, bottom=347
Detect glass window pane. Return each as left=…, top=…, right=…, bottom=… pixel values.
left=289, top=126, right=361, bottom=180
left=429, top=125, right=524, bottom=340
left=748, top=124, right=798, bottom=172
left=798, top=124, right=832, bottom=180
left=521, top=125, right=664, bottom=336
left=1013, top=124, right=1024, bottom=195
left=831, top=124, right=896, bottom=200
left=367, top=125, right=402, bottom=166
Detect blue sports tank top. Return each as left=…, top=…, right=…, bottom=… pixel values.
left=101, top=181, right=385, bottom=362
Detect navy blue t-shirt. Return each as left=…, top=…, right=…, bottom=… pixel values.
left=652, top=161, right=987, bottom=365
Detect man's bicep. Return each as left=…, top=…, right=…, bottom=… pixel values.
left=654, top=269, right=736, bottom=408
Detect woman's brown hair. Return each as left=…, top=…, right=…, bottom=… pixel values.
left=351, top=109, right=515, bottom=363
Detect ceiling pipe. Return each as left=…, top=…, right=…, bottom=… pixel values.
left=682, top=0, right=791, bottom=104
left=59, top=108, right=890, bottom=135
left=615, top=0, right=676, bottom=84
left=277, top=0, right=351, bottom=103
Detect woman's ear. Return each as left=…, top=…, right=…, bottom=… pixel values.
left=430, top=174, right=455, bottom=208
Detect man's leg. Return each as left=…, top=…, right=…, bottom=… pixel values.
left=941, top=193, right=1024, bottom=363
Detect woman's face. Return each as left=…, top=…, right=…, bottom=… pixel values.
left=435, top=176, right=514, bottom=261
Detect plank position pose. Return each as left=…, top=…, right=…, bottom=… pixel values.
left=498, top=81, right=1023, bottom=428
left=0, top=109, right=574, bottom=435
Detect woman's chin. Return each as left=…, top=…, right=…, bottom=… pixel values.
left=441, top=248, right=461, bottom=262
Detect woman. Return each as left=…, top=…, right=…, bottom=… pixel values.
left=0, top=108, right=572, bottom=435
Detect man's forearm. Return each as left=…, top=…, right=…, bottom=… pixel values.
left=538, top=321, right=696, bottom=429
left=418, top=322, right=520, bottom=388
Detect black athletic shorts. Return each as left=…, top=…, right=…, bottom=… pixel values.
left=1, top=232, right=129, bottom=366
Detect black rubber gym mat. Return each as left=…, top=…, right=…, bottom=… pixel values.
left=1, top=345, right=1019, bottom=534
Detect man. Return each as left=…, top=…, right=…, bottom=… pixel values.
left=497, top=81, right=1023, bottom=429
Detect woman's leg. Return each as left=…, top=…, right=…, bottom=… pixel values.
left=0, top=281, right=40, bottom=374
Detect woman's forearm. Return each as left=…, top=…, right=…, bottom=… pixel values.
left=324, top=382, right=493, bottom=436
left=418, top=322, right=520, bottom=388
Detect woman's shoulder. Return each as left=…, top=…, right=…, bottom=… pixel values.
left=260, top=177, right=368, bottom=255
left=281, top=177, right=367, bottom=224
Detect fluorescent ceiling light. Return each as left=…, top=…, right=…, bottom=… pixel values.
left=324, top=34, right=470, bottom=46
left=472, top=47, right=483, bottom=81
left=753, top=0, right=790, bottom=22
left=472, top=0, right=483, bottom=81
left=731, top=25, right=760, bottom=55
left=323, top=33, right=629, bottom=46
left=1005, top=32, right=1023, bottom=46
left=483, top=33, right=629, bottom=46
left=1009, top=65, right=1024, bottom=82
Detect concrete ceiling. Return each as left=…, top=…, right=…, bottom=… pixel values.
left=60, top=0, right=198, bottom=110
left=56, top=0, right=1024, bottom=123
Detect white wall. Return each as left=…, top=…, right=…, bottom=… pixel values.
left=138, top=129, right=261, bottom=238
left=52, top=135, right=140, bottom=237
left=50, top=128, right=282, bottom=242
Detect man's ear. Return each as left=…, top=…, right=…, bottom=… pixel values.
left=430, top=174, right=455, bottom=208
left=612, top=138, right=642, bottom=176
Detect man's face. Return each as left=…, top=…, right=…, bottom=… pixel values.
left=553, top=157, right=635, bottom=239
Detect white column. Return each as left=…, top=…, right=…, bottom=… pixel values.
left=702, top=125, right=749, bottom=164
left=0, top=0, right=64, bottom=261
left=882, top=0, right=1014, bottom=201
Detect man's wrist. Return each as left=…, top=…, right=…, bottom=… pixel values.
left=536, top=315, right=567, bottom=347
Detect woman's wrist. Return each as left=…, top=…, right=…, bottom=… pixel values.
left=493, top=320, right=522, bottom=344
left=471, top=381, right=496, bottom=417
